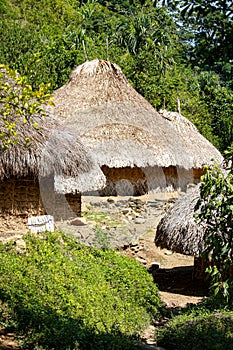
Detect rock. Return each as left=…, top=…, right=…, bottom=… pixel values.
left=121, top=208, right=131, bottom=215
left=136, top=257, right=147, bottom=265
left=164, top=250, right=173, bottom=255
left=138, top=252, right=147, bottom=259
left=15, top=239, right=26, bottom=251
left=90, top=201, right=102, bottom=207
left=107, top=198, right=115, bottom=203
left=135, top=217, right=146, bottom=224
left=131, top=245, right=144, bottom=253
left=131, top=246, right=140, bottom=253
left=150, top=209, right=164, bottom=216
left=70, top=218, right=87, bottom=226
left=138, top=325, right=165, bottom=350
left=115, top=200, right=128, bottom=207
left=130, top=239, right=139, bottom=247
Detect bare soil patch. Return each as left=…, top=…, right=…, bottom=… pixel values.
left=121, top=226, right=208, bottom=308
left=80, top=193, right=209, bottom=308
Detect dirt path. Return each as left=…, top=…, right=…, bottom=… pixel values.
left=0, top=193, right=208, bottom=309
left=79, top=193, right=208, bottom=308
left=121, top=221, right=207, bottom=308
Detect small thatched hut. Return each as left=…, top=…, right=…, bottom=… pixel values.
left=50, top=58, right=223, bottom=196
left=155, top=185, right=204, bottom=256
left=0, top=118, right=105, bottom=233
left=155, top=185, right=210, bottom=278
left=0, top=70, right=105, bottom=233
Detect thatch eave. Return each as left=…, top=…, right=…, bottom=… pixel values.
left=51, top=59, right=223, bottom=171
left=0, top=116, right=106, bottom=193
left=155, top=185, right=206, bottom=256
left=78, top=121, right=222, bottom=169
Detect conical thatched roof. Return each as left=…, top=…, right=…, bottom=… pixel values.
left=155, top=185, right=205, bottom=256
left=50, top=58, right=223, bottom=169
left=0, top=117, right=106, bottom=193
left=0, top=69, right=105, bottom=193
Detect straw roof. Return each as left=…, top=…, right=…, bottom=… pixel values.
left=0, top=69, right=105, bottom=193
left=50, top=58, right=223, bottom=169
left=155, top=185, right=205, bottom=256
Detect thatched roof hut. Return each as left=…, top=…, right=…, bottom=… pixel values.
left=0, top=115, right=105, bottom=192
left=155, top=185, right=205, bottom=257
left=50, top=58, right=223, bottom=195
left=0, top=66, right=105, bottom=190
left=0, top=69, right=105, bottom=232
left=155, top=184, right=229, bottom=280
left=0, top=117, right=105, bottom=232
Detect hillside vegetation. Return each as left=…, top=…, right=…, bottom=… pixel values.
left=0, top=1, right=233, bottom=349
left=0, top=231, right=163, bottom=349
left=0, top=0, right=232, bottom=153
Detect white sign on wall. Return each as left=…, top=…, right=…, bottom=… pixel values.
left=28, top=215, right=55, bottom=233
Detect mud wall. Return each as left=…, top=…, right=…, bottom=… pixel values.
left=0, top=176, right=81, bottom=234
left=40, top=176, right=81, bottom=221
left=100, top=166, right=148, bottom=196
left=98, top=165, right=204, bottom=196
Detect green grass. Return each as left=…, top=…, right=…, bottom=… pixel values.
left=82, top=210, right=124, bottom=227
left=0, top=231, right=163, bottom=349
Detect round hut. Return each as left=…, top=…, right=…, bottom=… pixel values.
left=155, top=185, right=204, bottom=256
left=0, top=118, right=106, bottom=234
left=155, top=184, right=209, bottom=278
left=50, top=58, right=223, bottom=196
left=0, top=70, right=105, bottom=234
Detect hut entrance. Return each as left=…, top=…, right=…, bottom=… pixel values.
left=163, top=166, right=178, bottom=190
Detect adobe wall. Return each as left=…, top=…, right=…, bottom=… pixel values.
left=0, top=176, right=81, bottom=234
left=99, top=165, right=204, bottom=196
left=39, top=176, right=81, bottom=220
left=100, top=166, right=148, bottom=196
left=0, top=177, right=46, bottom=234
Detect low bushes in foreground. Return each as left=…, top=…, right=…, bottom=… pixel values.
left=156, top=299, right=233, bottom=350
left=0, top=230, right=163, bottom=349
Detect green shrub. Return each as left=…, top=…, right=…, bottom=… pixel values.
left=156, top=309, right=233, bottom=350
left=195, top=147, right=233, bottom=302
left=0, top=231, right=163, bottom=349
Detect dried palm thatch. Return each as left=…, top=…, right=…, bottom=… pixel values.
left=0, top=116, right=106, bottom=193
left=81, top=123, right=168, bottom=168
left=0, top=69, right=105, bottom=194
left=50, top=58, right=223, bottom=170
left=155, top=185, right=205, bottom=256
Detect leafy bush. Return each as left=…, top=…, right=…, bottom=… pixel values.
left=0, top=64, right=52, bottom=149
left=195, top=147, right=233, bottom=302
left=156, top=308, right=233, bottom=350
left=0, top=231, right=163, bottom=349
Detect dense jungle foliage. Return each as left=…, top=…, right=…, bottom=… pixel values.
left=0, top=2, right=233, bottom=348
left=0, top=0, right=232, bottom=153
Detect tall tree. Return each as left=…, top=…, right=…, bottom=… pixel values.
left=161, top=0, right=233, bottom=85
